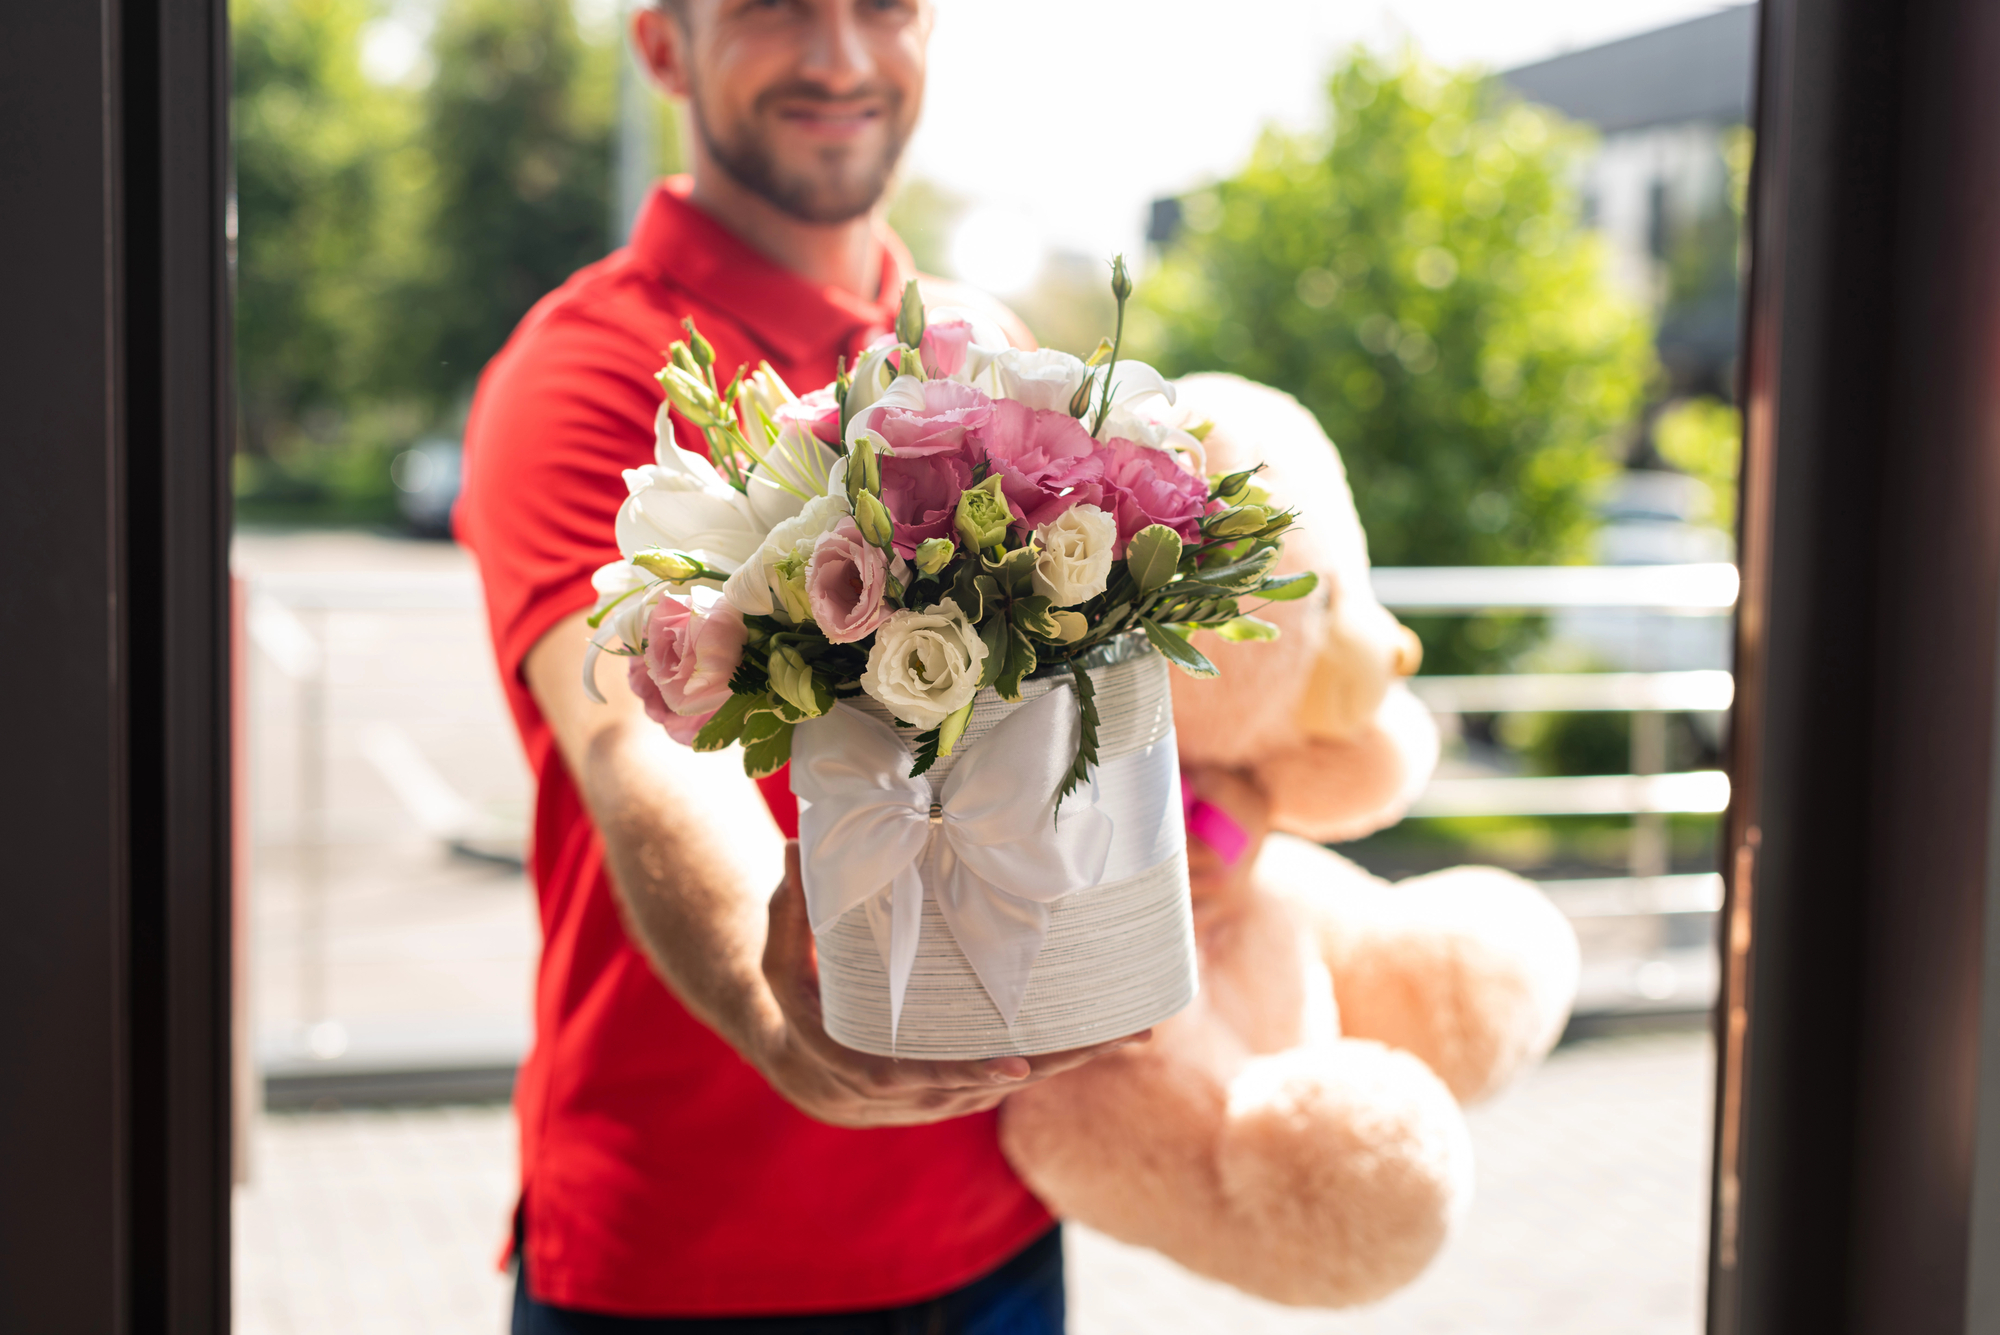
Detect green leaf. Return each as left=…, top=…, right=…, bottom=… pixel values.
left=1125, top=525, right=1183, bottom=596
left=978, top=614, right=1009, bottom=689
left=691, top=691, right=762, bottom=752
left=1055, top=660, right=1101, bottom=818
left=1011, top=594, right=1060, bottom=640
left=1215, top=615, right=1282, bottom=642
left=741, top=709, right=789, bottom=744
left=907, top=726, right=943, bottom=778
left=1139, top=617, right=1220, bottom=679
left=742, top=719, right=795, bottom=778
left=1193, top=546, right=1281, bottom=591
left=996, top=625, right=1037, bottom=701
left=1256, top=570, right=1319, bottom=602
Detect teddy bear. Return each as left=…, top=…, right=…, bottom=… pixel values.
left=997, top=374, right=1582, bottom=1308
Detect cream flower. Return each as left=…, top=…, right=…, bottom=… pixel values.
left=860, top=597, right=989, bottom=730
left=1031, top=503, right=1117, bottom=607
left=985, top=348, right=1089, bottom=413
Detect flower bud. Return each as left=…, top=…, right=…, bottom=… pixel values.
left=1109, top=254, right=1132, bottom=305
left=895, top=278, right=926, bottom=351
left=1052, top=610, right=1089, bottom=643
left=681, top=318, right=716, bottom=370
left=854, top=490, right=896, bottom=549
left=912, top=537, right=956, bottom=577
left=768, top=644, right=821, bottom=718
left=955, top=474, right=1013, bottom=552
left=846, top=434, right=881, bottom=502
left=1067, top=371, right=1098, bottom=419
left=631, top=548, right=704, bottom=583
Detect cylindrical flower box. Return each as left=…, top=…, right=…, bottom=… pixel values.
left=803, top=637, right=1197, bottom=1059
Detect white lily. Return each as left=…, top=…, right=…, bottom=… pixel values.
left=844, top=343, right=902, bottom=420
left=581, top=559, right=666, bottom=704
left=723, top=493, right=853, bottom=619
left=615, top=404, right=803, bottom=572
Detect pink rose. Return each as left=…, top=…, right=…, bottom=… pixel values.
left=806, top=518, right=892, bottom=643
left=974, top=399, right=1107, bottom=532
left=1093, top=437, right=1213, bottom=554
left=919, top=319, right=974, bottom=379
left=641, top=591, right=748, bottom=738
left=628, top=657, right=711, bottom=746
left=858, top=380, right=995, bottom=458
left=783, top=387, right=842, bottom=446
left=878, top=444, right=976, bottom=557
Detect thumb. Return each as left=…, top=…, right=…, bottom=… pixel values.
left=763, top=841, right=819, bottom=1005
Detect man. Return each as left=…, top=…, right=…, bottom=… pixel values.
left=455, top=2, right=1139, bottom=1329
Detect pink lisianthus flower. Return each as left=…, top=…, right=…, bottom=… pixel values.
left=628, top=657, right=712, bottom=746
left=878, top=444, right=976, bottom=557
left=858, top=380, right=995, bottom=458
left=806, top=517, right=892, bottom=643
left=919, top=318, right=974, bottom=380
left=640, top=590, right=748, bottom=745
left=1093, top=436, right=1213, bottom=554
left=975, top=398, right=1107, bottom=532
left=782, top=387, right=842, bottom=446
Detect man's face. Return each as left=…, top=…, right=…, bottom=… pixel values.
left=671, top=0, right=930, bottom=225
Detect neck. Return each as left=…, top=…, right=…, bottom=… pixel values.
left=686, top=152, right=884, bottom=301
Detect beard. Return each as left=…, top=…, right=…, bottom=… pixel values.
left=686, top=75, right=911, bottom=225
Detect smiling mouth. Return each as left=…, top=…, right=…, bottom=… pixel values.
left=775, top=103, right=885, bottom=137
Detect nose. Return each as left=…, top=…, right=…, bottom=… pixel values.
left=797, top=0, right=875, bottom=94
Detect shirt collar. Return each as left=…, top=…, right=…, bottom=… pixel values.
left=627, top=176, right=913, bottom=364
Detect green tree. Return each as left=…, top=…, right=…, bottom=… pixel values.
left=232, top=0, right=414, bottom=460
left=1133, top=51, right=1655, bottom=670
left=392, top=0, right=615, bottom=410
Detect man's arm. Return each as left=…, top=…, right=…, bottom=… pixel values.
left=524, top=609, right=1143, bottom=1127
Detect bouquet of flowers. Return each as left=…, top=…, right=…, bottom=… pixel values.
left=583, top=260, right=1315, bottom=812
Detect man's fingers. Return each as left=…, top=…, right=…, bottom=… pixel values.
left=1017, top=1029, right=1154, bottom=1081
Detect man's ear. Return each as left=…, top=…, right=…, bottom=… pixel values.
left=632, top=5, right=693, bottom=100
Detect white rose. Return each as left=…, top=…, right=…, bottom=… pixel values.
left=860, top=597, right=990, bottom=730
left=1031, top=503, right=1117, bottom=607
left=616, top=403, right=800, bottom=572
left=986, top=348, right=1088, bottom=413
left=723, top=492, right=850, bottom=620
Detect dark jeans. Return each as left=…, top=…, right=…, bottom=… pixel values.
left=511, top=1225, right=1065, bottom=1335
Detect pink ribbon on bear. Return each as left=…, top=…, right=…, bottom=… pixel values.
left=1182, top=782, right=1251, bottom=866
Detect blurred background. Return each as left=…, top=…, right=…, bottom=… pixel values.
left=231, top=2, right=1751, bottom=1331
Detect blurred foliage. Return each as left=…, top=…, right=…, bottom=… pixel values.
left=232, top=0, right=625, bottom=521
left=1344, top=812, right=1720, bottom=880
left=386, top=0, right=615, bottom=410
left=1653, top=396, right=1742, bottom=530
left=232, top=0, right=420, bottom=463
left=1133, top=50, right=1657, bottom=671
left=887, top=176, right=969, bottom=279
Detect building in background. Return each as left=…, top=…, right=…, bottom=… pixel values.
left=1503, top=5, right=1755, bottom=400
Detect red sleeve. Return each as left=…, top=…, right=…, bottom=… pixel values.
left=457, top=300, right=663, bottom=702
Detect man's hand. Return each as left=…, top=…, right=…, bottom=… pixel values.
left=754, top=843, right=1149, bottom=1128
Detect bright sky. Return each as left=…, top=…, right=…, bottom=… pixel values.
left=909, top=0, right=1739, bottom=289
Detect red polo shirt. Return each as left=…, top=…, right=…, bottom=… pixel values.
left=455, top=179, right=1052, bottom=1317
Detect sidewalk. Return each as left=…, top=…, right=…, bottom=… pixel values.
left=235, top=1028, right=1711, bottom=1335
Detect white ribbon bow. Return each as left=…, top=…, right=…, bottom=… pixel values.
left=791, top=687, right=1116, bottom=1042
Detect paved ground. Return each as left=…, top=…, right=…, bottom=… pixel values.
left=234, top=1028, right=1711, bottom=1335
